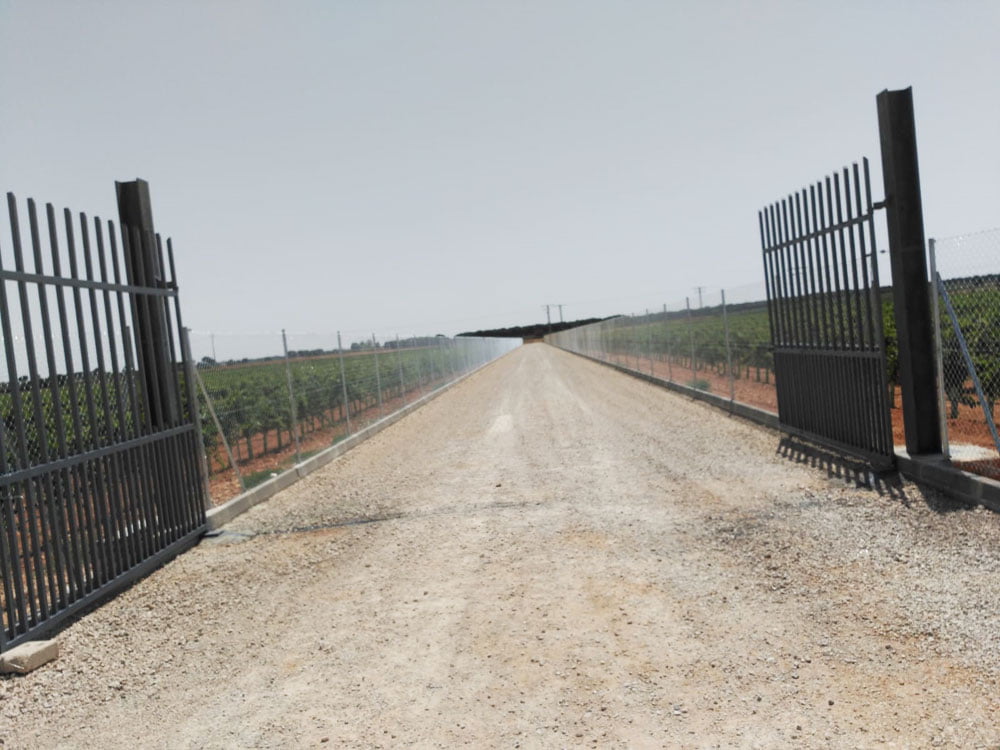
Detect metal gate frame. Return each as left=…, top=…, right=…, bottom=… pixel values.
left=0, top=190, right=206, bottom=651
left=759, top=158, right=895, bottom=468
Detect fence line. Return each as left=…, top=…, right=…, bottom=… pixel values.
left=187, top=330, right=518, bottom=506
left=929, top=229, right=1000, bottom=479
left=545, top=283, right=778, bottom=416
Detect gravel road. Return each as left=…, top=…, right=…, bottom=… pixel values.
left=3, top=344, right=1000, bottom=748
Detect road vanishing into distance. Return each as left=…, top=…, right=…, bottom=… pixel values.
left=5, top=344, right=1000, bottom=748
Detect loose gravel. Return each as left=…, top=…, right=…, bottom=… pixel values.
left=2, top=344, right=1000, bottom=748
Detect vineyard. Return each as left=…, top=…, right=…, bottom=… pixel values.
left=547, top=281, right=1000, bottom=478
left=196, top=337, right=509, bottom=503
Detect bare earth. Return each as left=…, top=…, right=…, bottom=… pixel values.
left=4, top=344, right=1000, bottom=748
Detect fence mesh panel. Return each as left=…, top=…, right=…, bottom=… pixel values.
left=932, top=230, right=1000, bottom=479
left=187, top=331, right=518, bottom=506
left=545, top=282, right=776, bottom=414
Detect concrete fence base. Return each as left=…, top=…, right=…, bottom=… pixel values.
left=206, top=357, right=504, bottom=530
left=554, top=344, right=1000, bottom=514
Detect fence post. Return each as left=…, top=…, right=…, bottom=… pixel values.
left=115, top=179, right=178, bottom=429
left=337, top=331, right=352, bottom=435
left=281, top=330, right=302, bottom=464
left=372, top=333, right=384, bottom=417
left=877, top=87, right=942, bottom=455
left=664, top=303, right=673, bottom=382
left=927, top=239, right=950, bottom=458
left=722, top=290, right=735, bottom=403
left=395, top=334, right=406, bottom=405
left=180, top=327, right=213, bottom=508
left=194, top=366, right=244, bottom=493
left=645, top=309, right=653, bottom=375
left=687, top=297, right=696, bottom=382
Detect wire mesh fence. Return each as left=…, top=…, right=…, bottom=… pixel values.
left=930, top=230, right=1000, bottom=479
left=187, top=331, right=518, bottom=505
left=545, top=283, right=776, bottom=414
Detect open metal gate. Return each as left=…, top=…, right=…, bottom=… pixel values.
left=0, top=189, right=206, bottom=650
left=759, top=158, right=895, bottom=468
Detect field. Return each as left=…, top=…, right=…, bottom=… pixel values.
left=558, top=283, right=1000, bottom=476
left=197, top=340, right=487, bottom=503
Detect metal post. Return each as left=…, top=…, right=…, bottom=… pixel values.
left=722, top=290, right=735, bottom=403
left=664, top=303, right=673, bottom=382
left=194, top=367, right=244, bottom=493
left=646, top=309, right=653, bottom=375
left=337, top=331, right=352, bottom=435
left=372, top=333, right=384, bottom=417
left=687, top=297, right=696, bottom=382
left=181, top=328, right=213, bottom=508
left=282, top=330, right=302, bottom=464
left=877, top=87, right=942, bottom=455
left=927, top=239, right=950, bottom=458
left=395, top=334, right=406, bottom=406
left=115, top=179, right=178, bottom=429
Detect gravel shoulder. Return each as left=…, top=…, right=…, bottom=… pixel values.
left=3, top=344, right=1000, bottom=748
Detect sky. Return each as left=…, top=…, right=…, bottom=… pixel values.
left=2, top=0, right=999, bottom=352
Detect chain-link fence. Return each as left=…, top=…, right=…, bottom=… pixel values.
left=930, top=231, right=1000, bottom=479
left=187, top=331, right=519, bottom=505
left=545, top=283, right=776, bottom=414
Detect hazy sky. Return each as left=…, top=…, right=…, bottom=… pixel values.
left=2, top=1, right=998, bottom=347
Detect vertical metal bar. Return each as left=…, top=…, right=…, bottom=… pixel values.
left=864, top=159, right=894, bottom=458
left=70, top=209, right=142, bottom=568
left=21, top=200, right=66, bottom=615
left=29, top=203, right=73, bottom=607
left=842, top=168, right=867, bottom=350
left=809, top=184, right=832, bottom=349
left=156, top=236, right=186, bottom=426
left=772, top=202, right=794, bottom=346
left=832, top=173, right=857, bottom=350
left=793, top=191, right=816, bottom=348
left=782, top=197, right=806, bottom=348
left=927, top=241, right=949, bottom=459
left=337, top=332, right=352, bottom=435
left=70, top=213, right=125, bottom=577
left=824, top=178, right=848, bottom=349
left=281, top=330, right=302, bottom=464
left=7, top=195, right=54, bottom=620
left=759, top=212, right=779, bottom=347
left=99, top=221, right=148, bottom=565
left=79, top=213, right=123, bottom=586
left=0, top=195, right=32, bottom=633
left=851, top=165, right=876, bottom=350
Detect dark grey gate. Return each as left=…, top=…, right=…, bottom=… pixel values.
left=759, top=158, right=895, bottom=468
left=0, top=191, right=206, bottom=651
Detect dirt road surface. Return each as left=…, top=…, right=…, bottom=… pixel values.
left=4, top=345, right=1000, bottom=748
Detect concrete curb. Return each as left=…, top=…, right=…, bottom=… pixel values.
left=559, top=348, right=780, bottom=431
left=205, top=358, right=503, bottom=531
left=553, top=345, right=1000, bottom=513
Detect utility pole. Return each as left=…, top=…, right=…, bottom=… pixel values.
left=695, top=286, right=705, bottom=309
left=557, top=304, right=564, bottom=323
